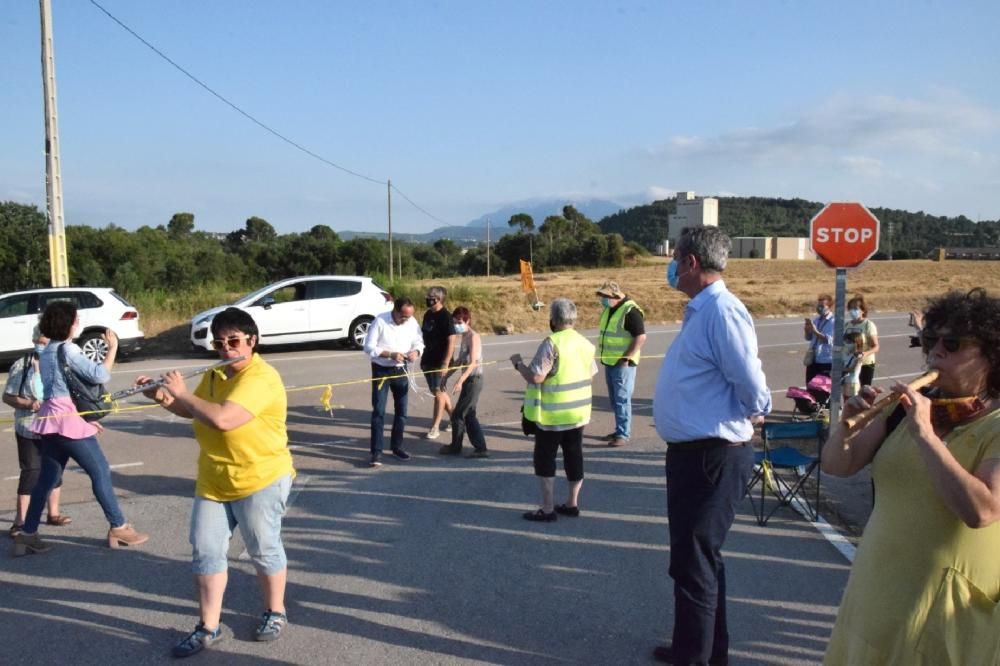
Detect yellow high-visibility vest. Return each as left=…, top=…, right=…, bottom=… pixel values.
left=523, top=328, right=595, bottom=427
left=597, top=299, right=643, bottom=366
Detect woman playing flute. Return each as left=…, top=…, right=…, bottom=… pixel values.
left=821, top=288, right=1000, bottom=665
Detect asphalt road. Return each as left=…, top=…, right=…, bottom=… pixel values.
left=0, top=312, right=922, bottom=664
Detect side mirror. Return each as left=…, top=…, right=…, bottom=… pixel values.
left=256, top=297, right=276, bottom=310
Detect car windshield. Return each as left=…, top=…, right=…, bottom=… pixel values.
left=236, top=283, right=285, bottom=305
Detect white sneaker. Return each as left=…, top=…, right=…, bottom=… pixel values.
left=442, top=421, right=452, bottom=433
left=425, top=428, right=440, bottom=440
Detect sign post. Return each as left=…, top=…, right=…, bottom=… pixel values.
left=809, top=202, right=880, bottom=424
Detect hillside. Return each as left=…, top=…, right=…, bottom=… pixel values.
left=599, top=197, right=1000, bottom=258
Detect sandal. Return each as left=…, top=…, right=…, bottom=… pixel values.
left=9, top=523, right=24, bottom=539
left=46, top=514, right=73, bottom=526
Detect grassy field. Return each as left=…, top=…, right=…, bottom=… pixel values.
left=136, top=259, right=1000, bottom=352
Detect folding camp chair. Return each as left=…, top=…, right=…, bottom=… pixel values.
left=746, top=420, right=825, bottom=525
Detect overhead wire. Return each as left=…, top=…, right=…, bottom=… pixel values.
left=87, top=0, right=451, bottom=225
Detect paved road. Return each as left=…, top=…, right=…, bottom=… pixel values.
left=0, top=313, right=922, bottom=664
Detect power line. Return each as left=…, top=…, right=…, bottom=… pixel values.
left=88, top=0, right=455, bottom=227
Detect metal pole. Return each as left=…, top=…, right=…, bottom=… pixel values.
left=829, top=268, right=847, bottom=424
left=40, top=0, right=69, bottom=287
left=387, top=179, right=393, bottom=282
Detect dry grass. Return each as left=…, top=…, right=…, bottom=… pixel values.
left=423, top=259, right=1000, bottom=335
left=138, top=260, right=1000, bottom=344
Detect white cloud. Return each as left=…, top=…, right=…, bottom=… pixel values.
left=645, top=185, right=677, bottom=200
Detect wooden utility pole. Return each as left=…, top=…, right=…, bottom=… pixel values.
left=40, top=0, right=69, bottom=287
left=387, top=179, right=393, bottom=281
left=486, top=219, right=491, bottom=278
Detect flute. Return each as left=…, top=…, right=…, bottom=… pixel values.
left=842, top=370, right=939, bottom=431
left=106, top=356, right=247, bottom=402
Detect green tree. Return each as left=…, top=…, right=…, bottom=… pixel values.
left=167, top=212, right=195, bottom=237
left=507, top=213, right=535, bottom=233
left=0, top=201, right=49, bottom=291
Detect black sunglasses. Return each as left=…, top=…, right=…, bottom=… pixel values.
left=919, top=332, right=977, bottom=354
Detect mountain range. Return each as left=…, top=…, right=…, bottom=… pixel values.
left=339, top=197, right=626, bottom=244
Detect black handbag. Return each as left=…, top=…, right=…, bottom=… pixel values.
left=520, top=405, right=538, bottom=436
left=57, top=343, right=109, bottom=422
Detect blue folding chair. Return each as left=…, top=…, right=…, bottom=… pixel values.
left=746, top=420, right=825, bottom=525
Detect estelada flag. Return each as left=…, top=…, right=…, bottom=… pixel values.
left=519, top=260, right=535, bottom=293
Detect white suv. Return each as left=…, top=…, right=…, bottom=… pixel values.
left=190, top=276, right=393, bottom=351
left=0, top=287, right=144, bottom=363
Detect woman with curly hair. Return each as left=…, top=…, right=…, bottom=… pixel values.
left=822, top=288, right=1000, bottom=665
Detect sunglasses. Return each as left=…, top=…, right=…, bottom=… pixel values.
left=920, top=332, right=978, bottom=354
left=211, top=335, right=251, bottom=351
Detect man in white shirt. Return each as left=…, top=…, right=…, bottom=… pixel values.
left=362, top=298, right=425, bottom=467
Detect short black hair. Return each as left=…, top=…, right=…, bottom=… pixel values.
left=38, top=300, right=77, bottom=341
left=923, top=288, right=1000, bottom=398
left=211, top=307, right=259, bottom=350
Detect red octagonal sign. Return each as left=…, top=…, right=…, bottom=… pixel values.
left=810, top=202, right=880, bottom=269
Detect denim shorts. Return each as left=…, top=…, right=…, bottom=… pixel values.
left=190, top=474, right=292, bottom=576
left=423, top=368, right=448, bottom=394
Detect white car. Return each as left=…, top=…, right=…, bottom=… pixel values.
left=190, top=276, right=393, bottom=351
left=0, top=287, right=144, bottom=363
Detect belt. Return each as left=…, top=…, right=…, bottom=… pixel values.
left=667, top=437, right=744, bottom=450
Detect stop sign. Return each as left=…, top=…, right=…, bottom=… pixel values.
left=809, top=202, right=880, bottom=268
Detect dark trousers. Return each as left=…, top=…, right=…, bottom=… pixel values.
left=370, top=364, right=409, bottom=454
left=24, top=433, right=126, bottom=533
left=665, top=441, right=753, bottom=666
left=447, top=376, right=487, bottom=453
left=805, top=362, right=832, bottom=383
left=16, top=433, right=62, bottom=496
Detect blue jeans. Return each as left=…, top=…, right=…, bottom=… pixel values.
left=24, top=433, right=126, bottom=533
left=665, top=441, right=752, bottom=666
left=370, top=364, right=409, bottom=454
left=604, top=363, right=637, bottom=440
left=190, top=474, right=292, bottom=576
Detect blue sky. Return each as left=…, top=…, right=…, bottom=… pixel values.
left=2, top=1, right=998, bottom=235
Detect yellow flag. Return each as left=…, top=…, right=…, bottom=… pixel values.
left=520, top=260, right=535, bottom=293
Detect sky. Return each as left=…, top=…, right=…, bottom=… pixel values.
left=2, top=1, right=999, bottom=235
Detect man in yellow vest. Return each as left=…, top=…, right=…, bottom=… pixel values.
left=510, top=298, right=597, bottom=522
left=596, top=280, right=647, bottom=448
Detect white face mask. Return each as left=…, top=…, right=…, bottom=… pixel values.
left=848, top=308, right=862, bottom=320
left=453, top=323, right=467, bottom=334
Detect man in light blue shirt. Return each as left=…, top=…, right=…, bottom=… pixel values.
left=651, top=227, right=770, bottom=666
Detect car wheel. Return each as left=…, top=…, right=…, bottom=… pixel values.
left=78, top=331, right=110, bottom=363
left=348, top=316, right=373, bottom=349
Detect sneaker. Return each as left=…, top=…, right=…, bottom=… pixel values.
left=254, top=609, right=288, bottom=642
left=522, top=509, right=557, bottom=522
left=424, top=428, right=440, bottom=440
left=369, top=453, right=383, bottom=467
left=442, top=421, right=452, bottom=433
left=172, top=622, right=225, bottom=658
left=11, top=532, right=52, bottom=557
left=391, top=448, right=411, bottom=461
left=464, top=449, right=490, bottom=459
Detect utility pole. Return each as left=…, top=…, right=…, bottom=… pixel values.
left=486, top=219, right=491, bottom=278
left=387, top=179, right=393, bottom=282
left=40, top=0, right=69, bottom=287
left=887, top=222, right=894, bottom=260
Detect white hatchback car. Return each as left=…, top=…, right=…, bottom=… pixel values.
left=190, top=276, right=393, bottom=351
left=0, top=287, right=144, bottom=363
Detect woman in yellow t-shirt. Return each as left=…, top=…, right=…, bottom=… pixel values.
left=822, top=288, right=1000, bottom=665
left=137, top=308, right=294, bottom=658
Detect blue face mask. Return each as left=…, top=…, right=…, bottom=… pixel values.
left=453, top=323, right=467, bottom=334
left=667, top=260, right=681, bottom=289
left=599, top=297, right=610, bottom=309
left=848, top=308, right=862, bottom=320
left=34, top=343, right=46, bottom=354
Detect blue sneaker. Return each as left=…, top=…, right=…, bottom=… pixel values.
left=254, top=609, right=288, bottom=642
left=172, top=622, right=224, bottom=658
left=391, top=448, right=411, bottom=461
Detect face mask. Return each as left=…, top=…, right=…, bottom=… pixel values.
left=453, top=323, right=467, bottom=334
left=848, top=308, right=862, bottom=320
left=816, top=305, right=828, bottom=315
left=34, top=343, right=46, bottom=354
left=600, top=297, right=610, bottom=309
left=425, top=298, right=437, bottom=308
left=667, top=260, right=684, bottom=290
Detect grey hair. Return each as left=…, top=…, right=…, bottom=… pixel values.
left=549, top=298, right=577, bottom=328
left=676, top=226, right=730, bottom=273
left=427, top=286, right=447, bottom=301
